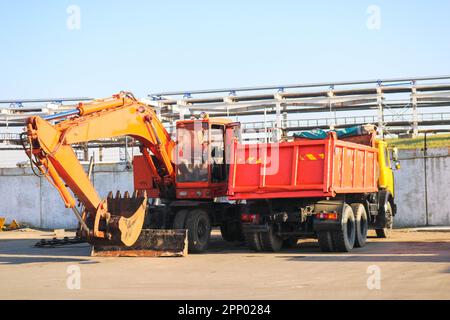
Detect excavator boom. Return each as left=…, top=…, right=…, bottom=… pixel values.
left=23, top=92, right=175, bottom=247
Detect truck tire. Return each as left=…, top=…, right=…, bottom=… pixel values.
left=173, top=209, right=188, bottom=229
left=351, top=203, right=368, bottom=248
left=220, top=223, right=233, bottom=242
left=375, top=202, right=393, bottom=238
left=332, top=204, right=356, bottom=252
left=283, top=237, right=298, bottom=248
left=185, top=209, right=211, bottom=253
left=244, top=231, right=264, bottom=252
left=220, top=221, right=244, bottom=242
left=260, top=225, right=283, bottom=252
left=317, top=231, right=335, bottom=252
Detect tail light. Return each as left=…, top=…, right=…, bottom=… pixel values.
left=241, top=213, right=260, bottom=224
left=315, top=212, right=338, bottom=220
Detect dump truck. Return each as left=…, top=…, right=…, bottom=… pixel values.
left=22, top=92, right=398, bottom=255
left=228, top=126, right=400, bottom=252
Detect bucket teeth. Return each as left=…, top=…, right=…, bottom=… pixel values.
left=88, top=188, right=149, bottom=247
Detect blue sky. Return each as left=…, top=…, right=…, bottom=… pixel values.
left=0, top=0, right=449, bottom=99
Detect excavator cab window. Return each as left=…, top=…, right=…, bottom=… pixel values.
left=176, top=122, right=209, bottom=183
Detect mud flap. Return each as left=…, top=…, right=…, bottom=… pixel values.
left=91, top=229, right=188, bottom=257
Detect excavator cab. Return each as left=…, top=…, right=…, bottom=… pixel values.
left=175, top=118, right=240, bottom=200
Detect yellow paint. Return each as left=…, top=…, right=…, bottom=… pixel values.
left=318, top=153, right=325, bottom=159
left=306, top=154, right=317, bottom=161
left=8, top=220, right=20, bottom=230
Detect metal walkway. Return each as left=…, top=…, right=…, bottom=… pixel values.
left=149, top=75, right=450, bottom=138
left=1, top=76, right=450, bottom=145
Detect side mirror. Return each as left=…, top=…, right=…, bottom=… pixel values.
left=392, top=147, right=399, bottom=162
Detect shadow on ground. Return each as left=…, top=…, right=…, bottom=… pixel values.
left=1, top=232, right=448, bottom=265
left=206, top=234, right=450, bottom=264
left=0, top=237, right=94, bottom=265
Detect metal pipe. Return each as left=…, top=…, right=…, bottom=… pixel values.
left=424, top=133, right=429, bottom=226
left=0, top=97, right=92, bottom=104
left=87, top=155, right=95, bottom=180
left=149, top=75, right=450, bottom=97
left=71, top=207, right=90, bottom=233
left=43, top=109, right=80, bottom=121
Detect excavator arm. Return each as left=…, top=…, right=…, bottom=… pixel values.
left=23, top=92, right=175, bottom=247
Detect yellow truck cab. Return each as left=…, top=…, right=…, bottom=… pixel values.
left=377, top=140, right=395, bottom=196
left=375, top=139, right=400, bottom=237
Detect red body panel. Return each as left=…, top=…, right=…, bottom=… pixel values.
left=133, top=155, right=160, bottom=198
left=228, top=133, right=379, bottom=200
left=175, top=182, right=228, bottom=199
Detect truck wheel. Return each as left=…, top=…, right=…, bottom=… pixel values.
left=332, top=204, right=356, bottom=252
left=185, top=209, right=211, bottom=253
left=318, top=231, right=335, bottom=252
left=351, top=203, right=368, bottom=248
left=260, top=225, right=283, bottom=252
left=220, top=223, right=233, bottom=242
left=220, top=221, right=244, bottom=242
left=244, top=231, right=263, bottom=252
left=173, top=209, right=188, bottom=229
left=375, top=202, right=393, bottom=238
left=282, top=237, right=298, bottom=248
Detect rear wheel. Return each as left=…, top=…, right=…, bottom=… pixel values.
left=260, top=225, right=283, bottom=252
left=351, top=203, right=368, bottom=248
left=185, top=209, right=211, bottom=253
left=332, top=204, right=356, bottom=252
left=244, top=231, right=263, bottom=252
left=173, top=209, right=188, bottom=229
left=318, top=231, right=335, bottom=252
left=375, top=202, right=393, bottom=238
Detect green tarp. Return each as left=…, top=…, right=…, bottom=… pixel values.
left=293, top=126, right=368, bottom=140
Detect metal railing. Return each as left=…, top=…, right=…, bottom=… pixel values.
left=241, top=112, right=450, bottom=132
left=0, top=133, right=21, bottom=142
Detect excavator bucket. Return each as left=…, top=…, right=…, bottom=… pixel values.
left=85, top=191, right=147, bottom=247
left=91, top=229, right=188, bottom=257
left=87, top=191, right=188, bottom=257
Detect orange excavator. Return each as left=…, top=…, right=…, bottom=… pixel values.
left=22, top=92, right=243, bottom=254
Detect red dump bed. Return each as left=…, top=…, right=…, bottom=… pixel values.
left=228, top=133, right=379, bottom=200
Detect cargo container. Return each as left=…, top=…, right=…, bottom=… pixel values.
left=228, top=130, right=398, bottom=252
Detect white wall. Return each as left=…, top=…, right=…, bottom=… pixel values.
left=0, top=149, right=449, bottom=229
left=394, top=148, right=450, bottom=227
left=0, top=164, right=133, bottom=229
